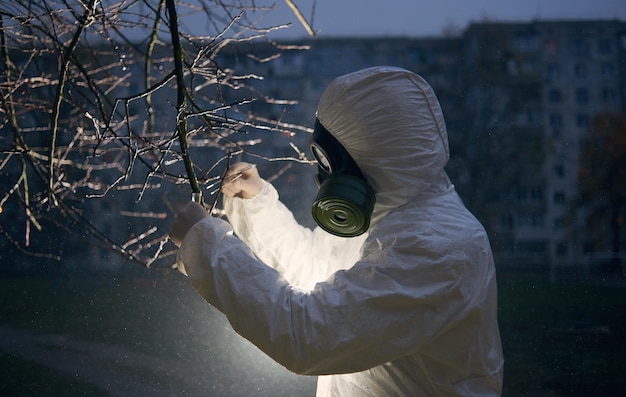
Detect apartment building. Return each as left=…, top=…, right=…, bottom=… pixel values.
left=221, top=19, right=625, bottom=268
left=461, top=20, right=625, bottom=267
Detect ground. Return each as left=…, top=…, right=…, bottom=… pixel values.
left=0, top=266, right=624, bottom=396
left=0, top=270, right=315, bottom=397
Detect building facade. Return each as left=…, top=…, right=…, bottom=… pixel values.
left=220, top=19, right=626, bottom=268
left=461, top=20, right=625, bottom=268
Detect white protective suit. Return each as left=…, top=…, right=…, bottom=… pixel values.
left=177, top=66, right=504, bottom=396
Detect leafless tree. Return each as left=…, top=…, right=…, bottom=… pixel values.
left=578, top=112, right=626, bottom=267
left=0, top=0, right=315, bottom=269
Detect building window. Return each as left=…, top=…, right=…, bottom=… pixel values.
left=546, top=63, right=560, bottom=80
left=553, top=191, right=566, bottom=204
left=549, top=113, right=563, bottom=128
left=501, top=213, right=513, bottom=228
left=602, top=88, right=618, bottom=103
left=548, top=88, right=562, bottom=102
left=570, top=38, right=589, bottom=56
left=574, top=63, right=588, bottom=78
left=513, top=33, right=539, bottom=51
left=554, top=164, right=565, bottom=178
left=517, top=212, right=545, bottom=228
left=514, top=111, right=528, bottom=126
left=598, top=38, right=613, bottom=54
left=545, top=39, right=559, bottom=55
left=517, top=240, right=548, bottom=255
left=600, top=63, right=615, bottom=78
left=577, top=113, right=590, bottom=128
left=514, top=109, right=540, bottom=127
left=515, top=187, right=543, bottom=203
left=575, top=87, right=589, bottom=104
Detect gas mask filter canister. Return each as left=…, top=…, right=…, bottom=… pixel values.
left=310, top=119, right=376, bottom=237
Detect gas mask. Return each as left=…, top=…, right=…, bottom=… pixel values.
left=310, top=119, right=376, bottom=237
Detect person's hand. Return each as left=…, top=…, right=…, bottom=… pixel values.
left=169, top=201, right=210, bottom=247
left=221, top=162, right=264, bottom=199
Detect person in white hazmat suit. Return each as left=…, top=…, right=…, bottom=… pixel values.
left=169, top=66, right=504, bottom=396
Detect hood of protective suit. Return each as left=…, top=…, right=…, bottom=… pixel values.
left=316, top=66, right=451, bottom=225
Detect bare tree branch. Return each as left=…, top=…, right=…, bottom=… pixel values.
left=0, top=0, right=314, bottom=269
left=284, top=0, right=316, bottom=36
left=48, top=0, right=96, bottom=206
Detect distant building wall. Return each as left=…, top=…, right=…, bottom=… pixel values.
left=221, top=19, right=626, bottom=268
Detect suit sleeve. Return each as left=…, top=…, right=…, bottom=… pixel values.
left=176, top=215, right=485, bottom=376
left=222, top=181, right=365, bottom=290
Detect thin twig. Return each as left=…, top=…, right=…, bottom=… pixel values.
left=48, top=0, right=97, bottom=207
left=209, top=152, right=232, bottom=215
left=166, top=0, right=202, bottom=203
left=284, top=0, right=316, bottom=36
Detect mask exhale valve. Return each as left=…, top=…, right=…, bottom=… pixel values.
left=312, top=174, right=375, bottom=237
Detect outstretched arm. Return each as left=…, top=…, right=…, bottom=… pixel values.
left=221, top=163, right=365, bottom=289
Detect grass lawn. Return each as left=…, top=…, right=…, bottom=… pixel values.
left=0, top=268, right=316, bottom=397
left=497, top=270, right=626, bottom=396
left=1, top=352, right=109, bottom=396
left=0, top=267, right=624, bottom=396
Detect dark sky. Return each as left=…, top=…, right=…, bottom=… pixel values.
left=233, top=0, right=626, bottom=39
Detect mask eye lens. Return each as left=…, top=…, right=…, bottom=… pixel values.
left=311, top=144, right=332, bottom=174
